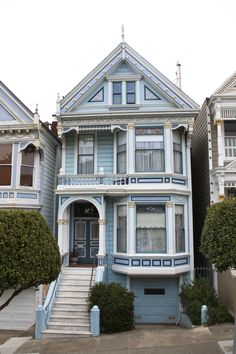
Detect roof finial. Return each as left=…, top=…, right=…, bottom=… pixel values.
left=121, top=24, right=125, bottom=43
left=35, top=104, right=38, bottom=114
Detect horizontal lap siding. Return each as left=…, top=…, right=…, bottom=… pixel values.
left=97, top=133, right=113, bottom=174
left=65, top=134, right=75, bottom=174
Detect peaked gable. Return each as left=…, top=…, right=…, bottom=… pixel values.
left=60, top=42, right=199, bottom=114
left=214, top=72, right=236, bottom=96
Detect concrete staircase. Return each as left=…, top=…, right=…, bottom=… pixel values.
left=42, top=267, right=96, bottom=338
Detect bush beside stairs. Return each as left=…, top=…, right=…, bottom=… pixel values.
left=42, top=267, right=96, bottom=338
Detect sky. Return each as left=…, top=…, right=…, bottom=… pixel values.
left=0, top=0, right=236, bottom=122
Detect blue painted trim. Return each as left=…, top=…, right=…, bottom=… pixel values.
left=0, top=193, right=2, bottom=198
left=3, top=193, right=7, bottom=198
left=114, top=257, right=129, bottom=266
left=152, top=259, right=161, bottom=266
left=172, top=178, right=186, bottom=185
left=165, top=177, right=170, bottom=183
left=131, top=178, right=136, bottom=183
left=137, top=178, right=163, bottom=183
left=93, top=196, right=102, bottom=204
left=17, top=193, right=37, bottom=199
left=163, top=260, right=172, bottom=266
left=174, top=258, right=188, bottom=266
left=88, top=87, right=104, bottom=103
left=131, top=259, right=140, bottom=266
left=131, top=196, right=170, bottom=202
left=9, top=192, right=14, bottom=198
left=142, top=259, right=151, bottom=266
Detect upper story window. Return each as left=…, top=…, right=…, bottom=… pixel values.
left=0, top=144, right=12, bottom=186
left=173, top=130, right=183, bottom=174
left=20, top=145, right=35, bottom=187
left=113, top=82, right=122, bottom=104
left=126, top=82, right=135, bottom=104
left=117, top=131, right=126, bottom=174
left=224, top=121, right=236, bottom=158
left=136, top=204, right=166, bottom=253
left=175, top=205, right=185, bottom=253
left=117, top=205, right=127, bottom=253
left=135, top=127, right=164, bottom=172
left=78, top=135, right=94, bottom=174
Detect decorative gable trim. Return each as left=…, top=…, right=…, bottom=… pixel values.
left=214, top=72, right=236, bottom=95
left=144, top=85, right=161, bottom=101
left=88, top=87, right=104, bottom=103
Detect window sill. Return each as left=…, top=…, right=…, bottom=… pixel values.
left=108, top=104, right=140, bottom=111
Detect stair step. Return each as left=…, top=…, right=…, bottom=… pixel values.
left=52, top=309, right=89, bottom=316
left=47, top=321, right=90, bottom=331
left=57, top=292, right=88, bottom=298
left=51, top=314, right=89, bottom=322
left=42, top=329, right=91, bottom=339
left=59, top=286, right=89, bottom=292
left=53, top=303, right=88, bottom=311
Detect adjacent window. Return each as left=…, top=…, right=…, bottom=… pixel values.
left=135, top=127, right=164, bottom=172
left=126, top=81, right=135, bottom=104
left=173, top=130, right=183, bottom=174
left=117, top=205, right=127, bottom=253
left=20, top=145, right=35, bottom=186
left=117, top=131, right=126, bottom=174
left=175, top=205, right=185, bottom=253
left=0, top=144, right=12, bottom=185
left=225, top=121, right=236, bottom=158
left=113, top=82, right=122, bottom=104
left=136, top=204, right=166, bottom=253
left=78, top=135, right=94, bottom=174
left=144, top=86, right=161, bottom=101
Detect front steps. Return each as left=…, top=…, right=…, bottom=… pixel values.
left=42, top=267, right=96, bottom=338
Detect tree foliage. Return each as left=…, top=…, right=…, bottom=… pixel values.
left=0, top=209, right=61, bottom=310
left=200, top=198, right=236, bottom=272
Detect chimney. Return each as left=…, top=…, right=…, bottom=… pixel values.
left=176, top=61, right=182, bottom=90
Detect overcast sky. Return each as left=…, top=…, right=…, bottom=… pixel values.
left=1, top=0, right=236, bottom=121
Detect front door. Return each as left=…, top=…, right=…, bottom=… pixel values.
left=74, top=218, right=99, bottom=264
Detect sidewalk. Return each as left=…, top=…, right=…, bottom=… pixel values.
left=0, top=323, right=234, bottom=354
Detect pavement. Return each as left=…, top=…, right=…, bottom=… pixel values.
left=0, top=323, right=234, bottom=354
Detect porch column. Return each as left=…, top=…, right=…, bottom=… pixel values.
left=216, top=119, right=224, bottom=167
left=127, top=123, right=135, bottom=174
left=164, top=121, right=172, bottom=173
left=128, top=202, right=136, bottom=255
left=135, top=79, right=141, bottom=104
left=98, top=219, right=106, bottom=265
left=57, top=219, right=69, bottom=256
left=166, top=202, right=174, bottom=254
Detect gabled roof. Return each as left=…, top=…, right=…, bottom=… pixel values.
left=60, top=42, right=199, bottom=113
left=214, top=71, right=236, bottom=95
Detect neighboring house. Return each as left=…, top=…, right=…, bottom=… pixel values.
left=0, top=81, right=61, bottom=329
left=192, top=72, right=236, bottom=314
left=55, top=41, right=199, bottom=324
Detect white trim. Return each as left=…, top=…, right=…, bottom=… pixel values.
left=74, top=133, right=77, bottom=174
left=112, top=264, right=190, bottom=275
left=113, top=132, right=117, bottom=174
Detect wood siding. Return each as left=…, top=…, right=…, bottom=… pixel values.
left=65, top=133, right=75, bottom=174
left=97, top=132, right=113, bottom=174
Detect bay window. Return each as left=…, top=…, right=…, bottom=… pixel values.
left=117, top=205, right=127, bottom=253
left=173, top=130, right=183, bottom=174
left=136, top=204, right=166, bottom=253
left=224, top=121, right=236, bottom=158
left=135, top=127, right=164, bottom=172
left=20, top=145, right=35, bottom=186
left=117, top=131, right=126, bottom=173
left=0, top=144, right=12, bottom=185
left=78, top=135, right=94, bottom=174
left=175, top=205, right=185, bottom=253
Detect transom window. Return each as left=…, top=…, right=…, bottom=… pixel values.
left=117, top=205, right=127, bottom=253
left=126, top=81, right=135, bottom=104
left=78, top=135, right=94, bottom=174
left=113, top=82, right=122, bottom=104
left=117, top=131, right=126, bottom=174
left=175, top=205, right=185, bottom=253
left=173, top=130, right=183, bottom=174
left=20, top=145, right=35, bottom=187
left=135, top=127, right=164, bottom=172
left=0, top=144, right=12, bottom=185
left=136, top=204, right=166, bottom=253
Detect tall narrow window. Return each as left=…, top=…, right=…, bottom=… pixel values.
left=175, top=205, right=185, bottom=253
left=0, top=144, right=12, bottom=185
left=136, top=204, right=166, bottom=253
left=20, top=145, right=35, bottom=186
left=117, top=205, right=127, bottom=253
left=173, top=130, right=183, bottom=174
left=113, top=82, right=122, bottom=104
left=78, top=135, right=94, bottom=174
left=135, top=127, right=164, bottom=172
left=117, top=131, right=126, bottom=173
left=126, top=81, right=135, bottom=104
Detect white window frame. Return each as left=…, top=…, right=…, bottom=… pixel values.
left=17, top=147, right=39, bottom=189
left=0, top=143, right=13, bottom=187
left=114, top=202, right=128, bottom=254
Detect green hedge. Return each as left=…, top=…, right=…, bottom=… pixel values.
left=180, top=278, right=233, bottom=325
left=88, top=282, right=135, bottom=333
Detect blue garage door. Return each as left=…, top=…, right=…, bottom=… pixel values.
left=130, top=277, right=179, bottom=323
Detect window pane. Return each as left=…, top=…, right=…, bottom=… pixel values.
left=20, top=166, right=33, bottom=186
left=22, top=146, right=35, bottom=166
left=173, top=131, right=183, bottom=174
left=79, top=135, right=94, bottom=155
left=127, top=82, right=135, bottom=93
left=136, top=149, right=164, bottom=172
left=117, top=132, right=126, bottom=173
left=78, top=155, right=93, bottom=174
left=175, top=205, right=185, bottom=253
left=0, top=166, right=11, bottom=185
left=113, top=94, right=122, bottom=104
left=0, top=144, right=12, bottom=164
left=113, top=82, right=121, bottom=94
left=127, top=93, right=135, bottom=104
left=117, top=205, right=127, bottom=253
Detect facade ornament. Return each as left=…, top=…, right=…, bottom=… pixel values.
left=128, top=202, right=135, bottom=208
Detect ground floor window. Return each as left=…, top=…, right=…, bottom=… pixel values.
left=117, top=205, right=127, bottom=253
left=136, top=204, right=166, bottom=253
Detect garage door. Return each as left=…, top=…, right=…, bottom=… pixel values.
left=0, top=289, right=35, bottom=330
left=130, top=277, right=179, bottom=323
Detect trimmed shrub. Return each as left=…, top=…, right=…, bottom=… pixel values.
left=180, top=278, right=233, bottom=325
left=88, top=282, right=135, bottom=333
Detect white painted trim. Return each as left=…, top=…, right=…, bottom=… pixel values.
left=113, top=132, right=117, bottom=174
left=62, top=136, right=66, bottom=174
left=74, top=133, right=78, bottom=174
left=94, top=132, right=97, bottom=174
left=112, top=264, right=191, bottom=275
